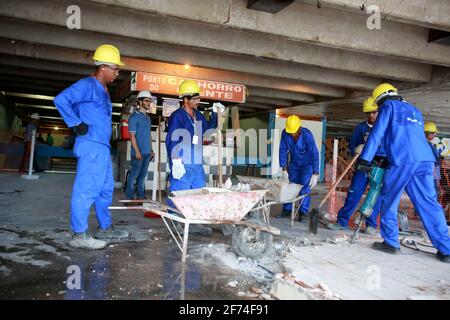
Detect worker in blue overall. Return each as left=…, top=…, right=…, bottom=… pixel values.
left=357, top=83, right=450, bottom=263
left=424, top=122, right=443, bottom=194
left=278, top=115, right=320, bottom=222
left=326, top=97, right=384, bottom=234
left=165, top=80, right=220, bottom=234
left=54, top=44, right=129, bottom=250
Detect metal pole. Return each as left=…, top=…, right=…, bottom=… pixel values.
left=330, top=139, right=339, bottom=220
left=158, top=115, right=162, bottom=203
left=28, top=129, right=36, bottom=176
left=217, top=107, right=223, bottom=188
left=21, top=129, right=39, bottom=180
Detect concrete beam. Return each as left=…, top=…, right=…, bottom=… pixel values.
left=0, top=54, right=97, bottom=76
left=247, top=0, right=294, bottom=13
left=307, top=0, right=450, bottom=32
left=0, top=0, right=431, bottom=82
left=0, top=38, right=345, bottom=98
left=0, top=21, right=381, bottom=90
left=0, top=65, right=88, bottom=83
left=84, top=0, right=449, bottom=67
left=241, top=102, right=276, bottom=110
left=225, top=0, right=450, bottom=66
left=246, top=96, right=293, bottom=107
left=247, top=86, right=314, bottom=102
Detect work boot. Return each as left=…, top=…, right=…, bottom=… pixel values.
left=94, top=225, right=129, bottom=240
left=364, top=226, right=377, bottom=235
left=275, top=210, right=291, bottom=219
left=69, top=232, right=107, bottom=250
left=436, top=251, right=450, bottom=263
left=326, top=223, right=348, bottom=231
left=372, top=241, right=400, bottom=255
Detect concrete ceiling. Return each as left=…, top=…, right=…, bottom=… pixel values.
left=0, top=0, right=449, bottom=136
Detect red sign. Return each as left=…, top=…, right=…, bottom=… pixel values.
left=131, top=72, right=246, bottom=103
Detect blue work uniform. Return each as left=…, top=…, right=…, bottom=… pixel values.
left=360, top=98, right=450, bottom=254
left=54, top=76, right=113, bottom=233
left=166, top=107, right=217, bottom=203
left=279, top=128, right=319, bottom=215
left=337, top=121, right=386, bottom=228
left=429, top=141, right=443, bottom=197
left=125, top=110, right=153, bottom=199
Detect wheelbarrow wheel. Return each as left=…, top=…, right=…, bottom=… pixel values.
left=231, top=225, right=273, bottom=259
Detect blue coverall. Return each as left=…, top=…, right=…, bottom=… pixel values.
left=279, top=128, right=319, bottom=215
left=165, top=107, right=217, bottom=204
left=54, top=77, right=113, bottom=233
left=336, top=121, right=385, bottom=228
left=360, top=98, right=450, bottom=254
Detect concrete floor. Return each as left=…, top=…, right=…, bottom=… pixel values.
left=0, top=172, right=449, bottom=300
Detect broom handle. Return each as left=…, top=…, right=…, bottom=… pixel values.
left=317, top=153, right=360, bottom=209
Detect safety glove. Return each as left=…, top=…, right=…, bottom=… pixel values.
left=282, top=170, right=289, bottom=182
left=172, top=159, right=186, bottom=180
left=309, top=173, right=319, bottom=189
left=355, top=159, right=372, bottom=174
left=212, top=102, right=226, bottom=113
left=73, top=122, right=89, bottom=136
left=355, top=144, right=364, bottom=155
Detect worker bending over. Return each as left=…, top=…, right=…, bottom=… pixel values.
left=279, top=115, right=319, bottom=222
left=327, top=97, right=384, bottom=234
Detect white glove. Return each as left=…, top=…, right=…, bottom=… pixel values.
left=282, top=170, right=289, bottom=182
left=224, top=177, right=232, bottom=190
left=309, top=174, right=319, bottom=189
left=355, top=144, right=364, bottom=155
left=212, top=102, right=225, bottom=113
left=171, top=159, right=185, bottom=180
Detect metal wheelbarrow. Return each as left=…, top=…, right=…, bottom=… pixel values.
left=236, top=176, right=307, bottom=227
left=110, top=188, right=280, bottom=262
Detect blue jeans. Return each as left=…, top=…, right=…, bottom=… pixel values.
left=125, top=154, right=151, bottom=199
left=337, top=170, right=380, bottom=228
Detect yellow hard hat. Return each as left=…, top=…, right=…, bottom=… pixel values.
left=372, top=83, right=397, bottom=102
left=424, top=122, right=438, bottom=133
left=285, top=115, right=302, bottom=134
left=362, top=97, right=378, bottom=113
left=178, top=80, right=201, bottom=98
left=92, top=44, right=125, bottom=66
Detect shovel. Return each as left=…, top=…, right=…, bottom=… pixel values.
left=309, top=153, right=360, bottom=234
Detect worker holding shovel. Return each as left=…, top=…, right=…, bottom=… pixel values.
left=326, top=97, right=385, bottom=234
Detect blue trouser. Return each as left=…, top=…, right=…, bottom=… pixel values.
left=71, top=140, right=113, bottom=233
left=380, top=161, right=450, bottom=254
left=337, top=170, right=380, bottom=228
left=167, top=164, right=206, bottom=208
left=125, top=154, right=151, bottom=199
left=283, top=166, right=313, bottom=215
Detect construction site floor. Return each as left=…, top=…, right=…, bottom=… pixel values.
left=0, top=172, right=449, bottom=300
